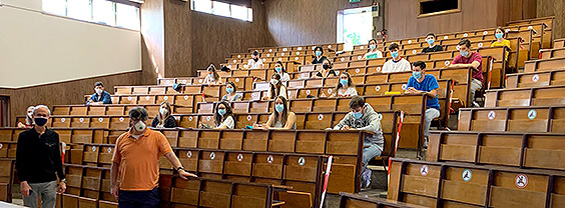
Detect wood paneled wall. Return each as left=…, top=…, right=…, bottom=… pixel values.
left=140, top=0, right=165, bottom=84
left=497, top=0, right=537, bottom=27
left=191, top=0, right=275, bottom=72
left=0, top=71, right=141, bottom=127
left=537, top=0, right=565, bottom=39
left=264, top=0, right=383, bottom=46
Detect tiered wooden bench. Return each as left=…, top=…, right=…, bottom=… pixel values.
left=339, top=193, right=426, bottom=208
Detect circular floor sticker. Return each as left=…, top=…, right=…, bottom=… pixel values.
left=182, top=80, right=187, bottom=84
left=462, top=169, right=472, bottom=182
left=528, top=109, right=537, bottom=120
left=210, top=152, right=216, bottom=160
left=532, top=74, right=540, bottom=82
left=298, top=157, right=306, bottom=166
left=420, top=165, right=429, bottom=176
left=186, top=151, right=192, bottom=158
left=278, top=58, right=282, bottom=61
left=296, top=52, right=300, bottom=55
left=244, top=65, right=249, bottom=69
left=488, top=111, right=496, bottom=120
left=306, top=90, right=311, bottom=95
left=528, top=26, right=533, bottom=30
left=515, top=174, right=528, bottom=188
left=267, top=155, right=274, bottom=164
left=233, top=60, right=237, bottom=63
left=237, top=154, right=243, bottom=162
left=198, top=79, right=203, bottom=83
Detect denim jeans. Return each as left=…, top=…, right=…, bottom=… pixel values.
left=118, top=188, right=159, bottom=208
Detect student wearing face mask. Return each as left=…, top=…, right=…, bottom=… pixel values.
left=87, top=82, right=112, bottom=105
left=332, top=96, right=384, bottom=188
left=363, top=39, right=383, bottom=59
left=151, top=102, right=177, bottom=128
left=315, top=59, right=337, bottom=78
left=421, top=33, right=443, bottom=53
left=111, top=107, right=197, bottom=207
left=311, top=46, right=328, bottom=64
left=222, top=82, right=242, bottom=102
left=274, top=61, right=290, bottom=82
left=247, top=50, right=264, bottom=69
left=213, top=101, right=235, bottom=129
left=490, top=27, right=511, bottom=60
left=404, top=61, right=440, bottom=148
left=16, top=105, right=67, bottom=208
left=263, top=74, right=287, bottom=100
left=203, top=64, right=223, bottom=85
left=255, top=96, right=296, bottom=130
left=17, top=106, right=36, bottom=128
left=449, top=38, right=483, bottom=107
left=331, top=72, right=358, bottom=98
left=382, top=43, right=411, bottom=73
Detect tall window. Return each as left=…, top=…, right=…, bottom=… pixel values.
left=42, top=0, right=140, bottom=31
left=191, top=0, right=253, bottom=22
left=337, top=6, right=374, bottom=50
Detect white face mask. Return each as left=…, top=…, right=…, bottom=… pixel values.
left=133, top=121, right=146, bottom=132
left=271, top=79, right=279, bottom=85
left=95, top=89, right=103, bottom=94
left=160, top=108, right=168, bottom=115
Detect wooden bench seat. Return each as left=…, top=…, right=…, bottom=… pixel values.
left=525, top=57, right=565, bottom=73
left=0, top=127, right=108, bottom=145
left=114, top=84, right=221, bottom=97
left=485, top=85, right=565, bottom=107
left=84, top=94, right=209, bottom=110
left=427, top=131, right=565, bottom=171
left=540, top=47, right=565, bottom=59
left=339, top=193, right=427, bottom=208
left=458, top=106, right=565, bottom=133
left=52, top=104, right=191, bottom=117
left=506, top=68, right=565, bottom=88
left=388, top=157, right=565, bottom=208
left=555, top=38, right=565, bottom=49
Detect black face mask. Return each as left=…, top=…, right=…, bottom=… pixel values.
left=323, top=64, right=331, bottom=70
left=253, top=58, right=259, bottom=62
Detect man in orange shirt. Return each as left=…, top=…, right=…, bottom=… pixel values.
left=110, top=107, right=196, bottom=207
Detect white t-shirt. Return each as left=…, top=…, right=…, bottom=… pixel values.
left=364, top=50, right=383, bottom=59
left=337, top=87, right=358, bottom=97
left=217, top=116, right=235, bottom=129
left=279, top=73, right=291, bottom=82
left=247, top=59, right=264, bottom=69
left=382, top=58, right=411, bottom=73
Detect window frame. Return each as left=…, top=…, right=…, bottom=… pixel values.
left=191, top=0, right=253, bottom=22
left=417, top=0, right=461, bottom=18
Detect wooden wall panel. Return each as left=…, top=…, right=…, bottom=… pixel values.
left=0, top=71, right=141, bottom=127
left=141, top=0, right=165, bottom=84
left=537, top=0, right=565, bottom=39
left=497, top=0, right=537, bottom=27
left=191, top=0, right=275, bottom=71
left=264, top=0, right=383, bottom=46
left=164, top=0, right=193, bottom=77
left=384, top=0, right=498, bottom=40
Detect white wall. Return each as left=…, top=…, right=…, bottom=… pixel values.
left=0, top=0, right=141, bottom=88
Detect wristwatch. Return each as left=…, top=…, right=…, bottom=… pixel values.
left=175, top=166, right=185, bottom=172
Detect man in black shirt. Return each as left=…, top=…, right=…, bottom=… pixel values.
left=16, top=105, right=66, bottom=208
left=421, top=33, right=443, bottom=53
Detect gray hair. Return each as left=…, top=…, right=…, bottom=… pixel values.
left=129, top=107, right=148, bottom=121
left=33, top=105, right=51, bottom=116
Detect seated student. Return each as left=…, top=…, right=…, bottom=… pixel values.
left=214, top=101, right=235, bottom=129
left=247, top=50, right=264, bottom=69
left=363, top=39, right=383, bottom=59
left=203, top=64, right=223, bottom=85
left=254, top=96, right=296, bottom=130
left=490, top=27, right=511, bottom=60
left=274, top=61, right=291, bottom=82
left=421, top=33, right=443, bottom=53
left=331, top=72, right=358, bottom=97
left=382, top=43, right=411, bottom=73
left=449, top=38, right=483, bottom=107
left=222, top=82, right=242, bottom=102
left=311, top=46, right=328, bottom=64
left=404, top=61, right=440, bottom=147
left=17, top=106, right=35, bottom=128
left=151, top=102, right=177, bottom=128
left=87, top=81, right=112, bottom=105
left=262, top=74, right=288, bottom=100
left=332, top=96, right=384, bottom=188
left=315, top=59, right=337, bottom=78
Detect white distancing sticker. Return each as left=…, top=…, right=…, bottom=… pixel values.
left=445, top=61, right=450, bottom=66
left=61, top=118, right=65, bottom=122
left=98, top=118, right=104, bottom=122
left=528, top=109, right=537, bottom=120
left=182, top=80, right=187, bottom=84
left=412, top=50, right=417, bottom=54
left=528, top=26, right=533, bottom=30
left=278, top=58, right=282, bottom=61
left=402, top=84, right=407, bottom=90
left=295, top=57, right=299, bottom=60
left=184, top=95, right=189, bottom=100
left=297, top=47, right=302, bottom=50
left=318, top=114, right=324, bottom=120
left=328, top=45, right=332, bottom=48
left=237, top=154, right=243, bottom=162
left=420, top=165, right=429, bottom=176
left=210, top=152, right=216, bottom=160
left=146, top=96, right=150, bottom=100
left=357, top=56, right=362, bottom=60
left=80, top=118, right=84, bottom=122
left=375, top=86, right=381, bottom=92
left=235, top=78, right=240, bottom=82
left=188, top=116, right=193, bottom=121
left=296, top=52, right=300, bottom=55
left=120, top=117, right=124, bottom=122
left=298, top=157, right=306, bottom=166
left=515, top=174, right=528, bottom=188
left=488, top=111, right=496, bottom=120
left=444, top=36, right=449, bottom=40
left=376, top=67, right=381, bottom=72
left=267, top=155, right=274, bottom=164
left=186, top=151, right=192, bottom=158
left=269, top=49, right=273, bottom=52
left=92, top=146, right=96, bottom=151
left=462, top=169, right=472, bottom=182
left=108, top=148, right=112, bottom=153
left=356, top=68, right=360, bottom=73
left=207, top=116, right=211, bottom=121
left=463, top=33, right=468, bottom=37
left=341, top=58, right=345, bottom=62
left=199, top=79, right=203, bottom=83
left=532, top=74, right=540, bottom=82
left=483, top=31, right=488, bottom=35
left=247, top=115, right=252, bottom=121
left=228, top=65, right=232, bottom=69
left=233, top=60, right=237, bottom=63
left=238, top=55, right=241, bottom=58
left=478, top=43, right=484, bottom=48
left=283, top=48, right=287, bottom=52
left=127, top=97, right=132, bottom=101
left=281, top=53, right=285, bottom=56
left=408, top=40, right=412, bottom=44
left=360, top=46, right=364, bottom=49
left=306, top=90, right=311, bottom=95
left=164, top=96, right=169, bottom=101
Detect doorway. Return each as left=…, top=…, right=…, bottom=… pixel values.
left=337, top=6, right=375, bottom=51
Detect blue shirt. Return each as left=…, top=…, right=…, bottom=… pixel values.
left=88, top=91, right=112, bottom=104
left=407, top=74, right=440, bottom=110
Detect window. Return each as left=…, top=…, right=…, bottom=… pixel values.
left=42, top=0, right=141, bottom=31
left=337, top=7, right=373, bottom=51
left=191, top=0, right=253, bottom=22
left=418, top=0, right=461, bottom=18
